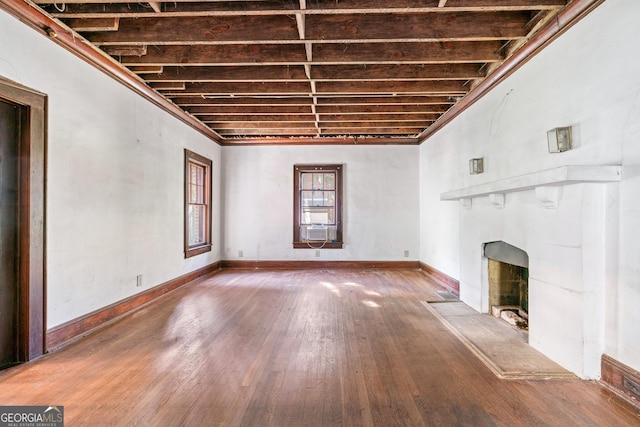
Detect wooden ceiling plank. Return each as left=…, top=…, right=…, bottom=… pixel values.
left=63, top=17, right=119, bottom=32
left=149, top=81, right=185, bottom=90
left=305, top=0, right=565, bottom=10
left=171, top=96, right=314, bottom=106
left=320, top=121, right=433, bottom=128
left=66, top=11, right=544, bottom=45
left=319, top=127, right=424, bottom=135
left=210, top=122, right=318, bottom=129
left=311, top=63, right=485, bottom=80
left=316, top=105, right=446, bottom=114
left=187, top=105, right=314, bottom=115
left=85, top=15, right=300, bottom=44
left=315, top=95, right=454, bottom=105
left=442, top=0, right=565, bottom=8
left=120, top=44, right=308, bottom=66
left=119, top=42, right=503, bottom=66
left=143, top=65, right=309, bottom=82
left=305, top=12, right=532, bottom=41
left=316, top=95, right=454, bottom=105
left=200, top=115, right=317, bottom=122
left=128, top=65, right=163, bottom=74
left=45, top=2, right=297, bottom=17
left=173, top=94, right=455, bottom=105
left=159, top=81, right=314, bottom=96
left=48, top=2, right=566, bottom=19
left=312, top=41, right=505, bottom=63
left=102, top=44, right=147, bottom=56
left=315, top=80, right=469, bottom=95
left=217, top=128, right=320, bottom=136
left=39, top=0, right=565, bottom=8
left=319, top=113, right=442, bottom=121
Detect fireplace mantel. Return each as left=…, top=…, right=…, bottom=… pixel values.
left=440, top=165, right=622, bottom=202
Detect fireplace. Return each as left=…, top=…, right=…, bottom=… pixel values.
left=484, top=241, right=529, bottom=331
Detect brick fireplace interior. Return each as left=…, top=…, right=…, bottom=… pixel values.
left=484, top=241, right=529, bottom=331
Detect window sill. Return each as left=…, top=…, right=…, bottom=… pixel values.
left=185, top=244, right=212, bottom=258
left=293, top=241, right=343, bottom=249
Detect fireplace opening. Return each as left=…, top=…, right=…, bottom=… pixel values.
left=484, top=241, right=529, bottom=331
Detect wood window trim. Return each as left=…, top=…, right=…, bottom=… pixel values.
left=184, top=149, right=212, bottom=258
left=293, top=164, right=343, bottom=249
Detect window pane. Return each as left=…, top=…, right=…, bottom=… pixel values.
left=312, top=173, right=324, bottom=189
left=188, top=204, right=206, bottom=245
left=324, top=191, right=335, bottom=206
left=312, top=191, right=325, bottom=206
left=190, top=164, right=197, bottom=184
left=189, top=183, right=197, bottom=203
left=301, top=173, right=313, bottom=190
left=324, top=173, right=335, bottom=190
left=302, top=207, right=333, bottom=225
left=196, top=166, right=204, bottom=186
left=301, top=191, right=313, bottom=207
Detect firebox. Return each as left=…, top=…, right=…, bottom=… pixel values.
left=484, top=241, right=529, bottom=331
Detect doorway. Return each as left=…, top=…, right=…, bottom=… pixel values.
left=0, top=77, right=46, bottom=367
left=0, top=99, right=20, bottom=368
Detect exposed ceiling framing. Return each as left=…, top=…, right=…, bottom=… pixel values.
left=2, top=0, right=602, bottom=145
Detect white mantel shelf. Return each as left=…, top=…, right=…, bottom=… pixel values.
left=441, top=165, right=622, bottom=201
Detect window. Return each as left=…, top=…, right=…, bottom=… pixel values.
left=293, top=164, right=343, bottom=249
left=184, top=149, right=212, bottom=258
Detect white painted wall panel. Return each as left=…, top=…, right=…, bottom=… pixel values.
left=222, top=145, right=419, bottom=261
left=0, top=10, right=221, bottom=328
left=419, top=0, right=640, bottom=377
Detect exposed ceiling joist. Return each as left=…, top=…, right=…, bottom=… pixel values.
left=3, top=0, right=603, bottom=145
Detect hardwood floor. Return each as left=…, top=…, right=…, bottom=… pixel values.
left=0, top=269, right=637, bottom=426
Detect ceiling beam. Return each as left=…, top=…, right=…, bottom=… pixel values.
left=84, top=14, right=530, bottom=46
left=42, top=0, right=566, bottom=13
left=186, top=105, right=314, bottom=115
left=121, top=41, right=503, bottom=66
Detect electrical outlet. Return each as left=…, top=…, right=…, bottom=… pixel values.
left=404, top=250, right=410, bottom=258
left=315, top=250, right=321, bottom=257
left=238, top=250, right=244, bottom=258
left=136, top=275, right=143, bottom=287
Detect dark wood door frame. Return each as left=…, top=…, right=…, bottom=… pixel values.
left=0, top=77, right=46, bottom=361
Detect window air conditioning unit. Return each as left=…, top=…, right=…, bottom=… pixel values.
left=306, top=225, right=328, bottom=241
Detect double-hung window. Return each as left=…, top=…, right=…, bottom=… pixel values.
left=293, top=164, right=343, bottom=249
left=184, top=149, right=212, bottom=258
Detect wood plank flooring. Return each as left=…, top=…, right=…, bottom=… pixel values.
left=0, top=269, right=638, bottom=426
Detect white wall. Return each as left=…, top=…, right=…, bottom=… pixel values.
left=419, top=0, right=640, bottom=378
left=222, top=145, right=419, bottom=261
left=0, top=10, right=222, bottom=328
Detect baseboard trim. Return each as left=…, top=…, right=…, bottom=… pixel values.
left=419, top=262, right=460, bottom=294
left=46, top=261, right=221, bottom=351
left=601, top=354, right=640, bottom=409
left=221, top=260, right=420, bottom=270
